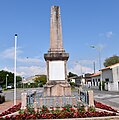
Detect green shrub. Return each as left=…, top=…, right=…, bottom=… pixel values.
left=76, top=102, right=85, bottom=113
left=99, top=81, right=105, bottom=90
left=88, top=106, right=96, bottom=112
left=0, top=95, right=5, bottom=104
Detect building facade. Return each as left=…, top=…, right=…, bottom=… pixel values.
left=91, top=63, right=119, bottom=91
left=91, top=72, right=101, bottom=89
left=102, top=63, right=119, bottom=91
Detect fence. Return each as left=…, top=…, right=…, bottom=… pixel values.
left=21, top=89, right=94, bottom=109
left=80, top=90, right=89, bottom=105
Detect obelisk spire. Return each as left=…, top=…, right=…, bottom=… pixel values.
left=49, top=6, right=64, bottom=53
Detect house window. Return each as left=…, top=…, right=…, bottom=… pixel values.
left=117, top=67, right=118, bottom=75
left=105, top=78, right=109, bottom=82
left=93, top=79, right=95, bottom=86
left=91, top=81, right=92, bottom=86
left=96, top=79, right=98, bottom=86
left=97, top=79, right=100, bottom=86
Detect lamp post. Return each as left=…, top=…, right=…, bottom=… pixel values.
left=90, top=45, right=103, bottom=91
left=22, top=77, right=24, bottom=89
left=14, top=34, right=17, bottom=105
left=6, top=74, right=9, bottom=89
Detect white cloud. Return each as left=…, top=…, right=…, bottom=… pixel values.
left=68, top=60, right=94, bottom=75
left=99, top=31, right=113, bottom=39
left=0, top=47, right=23, bottom=59
left=0, top=67, right=13, bottom=73
left=17, top=65, right=46, bottom=77
left=106, top=31, right=113, bottom=38
left=77, top=60, right=94, bottom=65
left=17, top=57, right=41, bottom=64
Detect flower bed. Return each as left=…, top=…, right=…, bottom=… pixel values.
left=0, top=104, right=117, bottom=120
left=94, top=100, right=118, bottom=112
left=0, top=102, right=117, bottom=119
left=0, top=103, right=21, bottom=117
left=1, top=111, right=116, bottom=120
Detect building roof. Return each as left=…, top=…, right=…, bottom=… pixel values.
left=91, top=72, right=101, bottom=77
left=101, top=63, right=119, bottom=71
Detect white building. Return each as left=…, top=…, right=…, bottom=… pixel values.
left=22, top=76, right=35, bottom=84
left=91, top=63, right=119, bottom=91
left=102, top=63, right=119, bottom=91
left=91, top=72, right=101, bottom=89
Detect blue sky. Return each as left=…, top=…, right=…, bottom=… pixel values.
left=0, top=0, right=119, bottom=77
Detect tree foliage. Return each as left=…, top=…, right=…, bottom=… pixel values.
left=68, top=72, right=78, bottom=78
left=0, top=70, right=22, bottom=86
left=103, top=55, right=119, bottom=67
left=34, top=75, right=47, bottom=85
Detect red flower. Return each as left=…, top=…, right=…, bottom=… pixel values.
left=94, top=100, right=117, bottom=112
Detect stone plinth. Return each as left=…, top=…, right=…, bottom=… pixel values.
left=44, top=82, right=71, bottom=97
left=88, top=90, right=94, bottom=107
left=21, top=92, right=27, bottom=110
left=44, top=52, right=69, bottom=61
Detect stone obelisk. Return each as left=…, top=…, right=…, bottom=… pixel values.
left=44, top=6, right=71, bottom=96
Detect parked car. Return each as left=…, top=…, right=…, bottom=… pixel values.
left=7, top=85, right=13, bottom=89
left=0, top=86, right=2, bottom=93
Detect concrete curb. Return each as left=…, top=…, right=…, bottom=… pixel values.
left=37, top=116, right=119, bottom=120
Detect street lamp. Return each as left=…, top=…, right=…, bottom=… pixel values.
left=90, top=45, right=103, bottom=91
left=6, top=74, right=9, bottom=89
left=22, top=77, right=25, bottom=89
left=14, top=34, right=17, bottom=105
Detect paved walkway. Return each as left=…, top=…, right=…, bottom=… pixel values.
left=0, top=99, right=21, bottom=114
left=81, top=86, right=119, bottom=111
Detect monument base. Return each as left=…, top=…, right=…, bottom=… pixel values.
left=44, top=81, right=71, bottom=97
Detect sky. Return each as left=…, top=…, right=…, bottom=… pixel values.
left=0, top=0, right=119, bottom=78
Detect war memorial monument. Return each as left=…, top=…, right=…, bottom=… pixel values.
left=44, top=6, right=71, bottom=97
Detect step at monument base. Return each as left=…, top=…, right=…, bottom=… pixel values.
left=44, top=82, right=71, bottom=97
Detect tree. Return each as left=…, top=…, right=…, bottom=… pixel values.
left=0, top=70, right=22, bottom=87
left=68, top=72, right=78, bottom=78
left=34, top=75, right=47, bottom=85
left=103, top=55, right=119, bottom=67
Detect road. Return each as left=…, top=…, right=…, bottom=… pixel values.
left=1, top=87, right=119, bottom=110
left=1, top=88, right=44, bottom=101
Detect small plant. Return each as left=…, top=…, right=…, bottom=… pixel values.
left=40, top=105, right=49, bottom=114
left=76, top=102, right=85, bottom=113
left=63, top=104, right=72, bottom=112
left=64, top=104, right=72, bottom=108
left=19, top=109, right=25, bottom=114
left=27, top=104, right=35, bottom=114
left=88, top=106, right=96, bottom=112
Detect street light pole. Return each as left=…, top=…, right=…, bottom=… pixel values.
left=14, top=34, right=17, bottom=105
left=6, top=74, right=9, bottom=89
left=90, top=45, right=103, bottom=91
left=22, top=77, right=24, bottom=89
